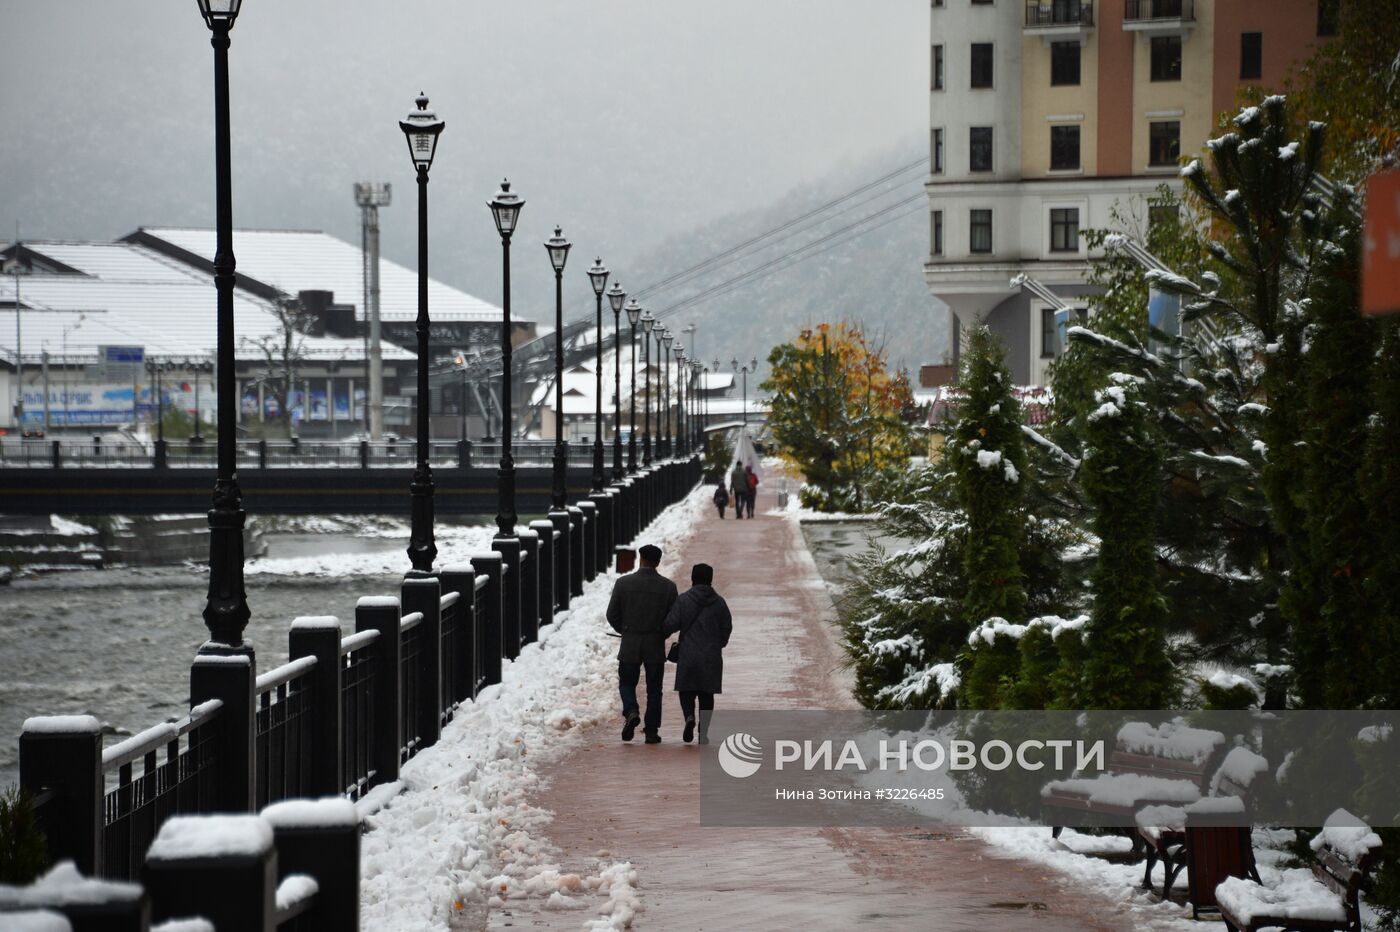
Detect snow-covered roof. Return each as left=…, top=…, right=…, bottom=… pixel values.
left=0, top=240, right=415, bottom=363
left=700, top=372, right=734, bottom=390
left=133, top=227, right=505, bottom=324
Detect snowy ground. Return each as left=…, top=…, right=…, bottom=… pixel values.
left=245, top=521, right=497, bottom=577
left=357, top=485, right=710, bottom=931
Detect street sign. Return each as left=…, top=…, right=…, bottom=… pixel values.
left=97, top=345, right=144, bottom=382
left=1362, top=168, right=1400, bottom=317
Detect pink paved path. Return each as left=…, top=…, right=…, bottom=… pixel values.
left=488, top=477, right=1131, bottom=931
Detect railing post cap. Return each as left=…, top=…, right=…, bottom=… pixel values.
left=21, top=714, right=101, bottom=736
left=356, top=595, right=401, bottom=609
left=527, top=520, right=555, bottom=532
left=261, top=797, right=360, bottom=831
left=146, top=814, right=273, bottom=864
left=517, top=527, right=539, bottom=540
left=567, top=505, right=583, bottom=516
left=290, top=615, right=340, bottom=631
left=402, top=576, right=440, bottom=590
left=471, top=551, right=503, bottom=563
left=578, top=500, right=597, bottom=512
left=191, top=651, right=253, bottom=668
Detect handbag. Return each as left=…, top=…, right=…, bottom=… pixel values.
left=667, top=638, right=680, bottom=664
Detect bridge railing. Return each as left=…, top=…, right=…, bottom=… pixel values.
left=11, top=454, right=704, bottom=927
left=0, top=436, right=607, bottom=469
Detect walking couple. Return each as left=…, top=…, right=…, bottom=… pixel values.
left=714, top=459, right=758, bottom=519
left=605, top=544, right=732, bottom=745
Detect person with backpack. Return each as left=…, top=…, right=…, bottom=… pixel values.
left=712, top=482, right=730, bottom=519
left=729, top=460, right=748, bottom=520
left=744, top=464, right=759, bottom=518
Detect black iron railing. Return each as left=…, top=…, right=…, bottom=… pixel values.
left=99, top=699, right=224, bottom=880
left=339, top=628, right=380, bottom=799
left=1124, top=0, right=1192, bottom=21
left=1025, top=0, right=1094, bottom=27
left=254, top=656, right=317, bottom=808
left=398, top=611, right=425, bottom=763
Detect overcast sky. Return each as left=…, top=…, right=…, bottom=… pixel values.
left=0, top=0, right=927, bottom=321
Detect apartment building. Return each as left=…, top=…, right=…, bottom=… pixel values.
left=926, top=0, right=1333, bottom=385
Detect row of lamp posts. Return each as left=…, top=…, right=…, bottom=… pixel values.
left=192, top=0, right=703, bottom=658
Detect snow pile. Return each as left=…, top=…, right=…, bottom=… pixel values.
left=146, top=815, right=273, bottom=862
left=275, top=874, right=318, bottom=912
left=1041, top=772, right=1203, bottom=807
left=246, top=524, right=498, bottom=577
left=1310, top=809, right=1382, bottom=861
left=1210, top=747, right=1269, bottom=794
left=1116, top=720, right=1225, bottom=764
left=1215, top=869, right=1349, bottom=926
left=0, top=861, right=142, bottom=909
left=357, top=485, right=709, bottom=930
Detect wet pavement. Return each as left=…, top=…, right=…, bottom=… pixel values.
left=489, top=475, right=1132, bottom=931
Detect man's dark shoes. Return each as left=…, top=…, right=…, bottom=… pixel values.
left=698, top=733, right=710, bottom=745
left=683, top=717, right=696, bottom=744
left=644, top=731, right=662, bottom=744
left=622, top=713, right=640, bottom=742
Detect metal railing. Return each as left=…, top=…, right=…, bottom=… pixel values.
left=98, top=699, right=224, bottom=880
left=1024, top=0, right=1094, bottom=27
left=1124, top=0, right=1192, bottom=21
left=340, top=629, right=380, bottom=800
left=254, top=656, right=317, bottom=809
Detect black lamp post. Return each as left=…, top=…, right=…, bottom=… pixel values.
left=196, top=0, right=251, bottom=652
left=587, top=258, right=609, bottom=492
left=607, top=282, right=626, bottom=480
left=673, top=346, right=686, bottom=456
left=691, top=360, right=702, bottom=450
left=660, top=328, right=673, bottom=458
left=640, top=309, right=654, bottom=466
left=400, top=93, right=445, bottom=574
left=545, top=226, right=572, bottom=511
left=732, top=357, right=757, bottom=428
left=489, top=180, right=524, bottom=539
left=625, top=299, right=641, bottom=472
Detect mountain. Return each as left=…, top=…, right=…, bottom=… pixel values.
left=618, top=139, right=950, bottom=385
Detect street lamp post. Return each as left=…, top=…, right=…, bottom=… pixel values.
left=488, top=180, right=524, bottom=539
left=640, top=310, right=654, bottom=465
left=607, top=282, right=626, bottom=480
left=400, top=93, right=445, bottom=575
left=732, top=357, right=758, bottom=428
left=673, top=345, right=686, bottom=456
left=660, top=329, right=673, bottom=458
left=545, top=227, right=572, bottom=511
left=587, top=258, right=609, bottom=491
left=195, top=0, right=251, bottom=652
left=625, top=299, right=641, bottom=473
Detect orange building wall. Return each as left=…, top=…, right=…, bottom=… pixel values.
left=1212, top=0, right=1327, bottom=119
left=1096, top=1, right=1137, bottom=176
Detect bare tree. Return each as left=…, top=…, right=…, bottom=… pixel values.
left=241, top=295, right=313, bottom=430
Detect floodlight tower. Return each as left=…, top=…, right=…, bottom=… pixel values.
left=355, top=181, right=392, bottom=439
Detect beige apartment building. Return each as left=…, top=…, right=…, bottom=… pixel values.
left=927, top=0, right=1334, bottom=385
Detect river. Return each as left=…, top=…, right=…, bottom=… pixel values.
left=0, top=521, right=494, bottom=788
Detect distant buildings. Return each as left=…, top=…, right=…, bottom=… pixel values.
left=0, top=229, right=520, bottom=438
left=925, top=0, right=1333, bottom=385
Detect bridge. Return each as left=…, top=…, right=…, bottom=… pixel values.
left=1, top=438, right=629, bottom=515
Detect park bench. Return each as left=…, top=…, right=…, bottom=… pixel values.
left=1215, top=809, right=1381, bottom=932
left=1042, top=720, right=1228, bottom=853
left=1133, top=746, right=1270, bottom=917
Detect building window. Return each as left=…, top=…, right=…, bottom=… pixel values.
left=970, top=209, right=993, bottom=254
left=932, top=45, right=944, bottom=90
left=1149, top=121, right=1180, bottom=167
left=1240, top=32, right=1262, bottom=79
left=1050, top=41, right=1081, bottom=86
left=932, top=127, right=945, bottom=173
left=1042, top=307, right=1059, bottom=357
left=1318, top=0, right=1339, bottom=35
left=970, top=127, right=993, bottom=172
left=932, top=0, right=944, bottom=6
left=1050, top=207, right=1080, bottom=252
left=1050, top=125, right=1080, bottom=170
left=1150, top=36, right=1182, bottom=81
left=932, top=210, right=944, bottom=256
left=971, top=43, right=994, bottom=88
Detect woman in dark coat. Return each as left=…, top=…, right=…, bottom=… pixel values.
left=662, top=562, right=733, bottom=744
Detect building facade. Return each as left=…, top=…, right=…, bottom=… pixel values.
left=926, top=0, right=1332, bottom=385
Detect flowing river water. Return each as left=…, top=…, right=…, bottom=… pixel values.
left=0, top=518, right=895, bottom=789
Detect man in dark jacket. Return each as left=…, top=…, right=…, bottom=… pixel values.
left=663, top=563, right=733, bottom=745
left=606, top=544, right=678, bottom=743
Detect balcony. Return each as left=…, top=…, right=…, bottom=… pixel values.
left=1024, top=1, right=1095, bottom=39
left=1123, top=0, right=1195, bottom=34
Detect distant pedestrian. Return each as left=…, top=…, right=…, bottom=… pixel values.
left=730, top=460, right=748, bottom=520
left=606, top=544, right=678, bottom=744
left=713, top=482, right=730, bottom=519
left=663, top=562, right=733, bottom=745
left=744, top=465, right=759, bottom=518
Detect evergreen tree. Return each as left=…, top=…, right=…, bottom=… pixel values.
left=1362, top=318, right=1400, bottom=709
left=1078, top=375, right=1175, bottom=708
left=949, top=326, right=1029, bottom=707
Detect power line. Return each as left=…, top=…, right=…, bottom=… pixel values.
left=653, top=193, right=926, bottom=317
left=631, top=155, right=925, bottom=301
